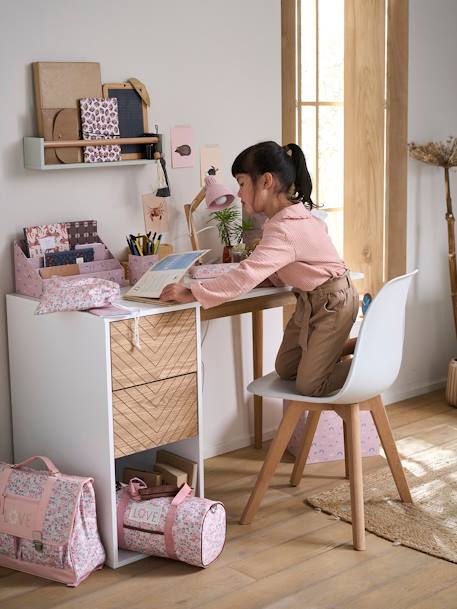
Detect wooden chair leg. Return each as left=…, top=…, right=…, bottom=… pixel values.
left=290, top=410, right=321, bottom=486
left=343, top=420, right=350, bottom=479
left=345, top=404, right=366, bottom=551
left=240, top=400, right=304, bottom=524
left=252, top=310, right=263, bottom=449
left=369, top=395, right=412, bottom=503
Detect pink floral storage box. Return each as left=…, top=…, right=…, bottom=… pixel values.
left=0, top=456, right=106, bottom=586
left=14, top=238, right=125, bottom=299
left=117, top=481, right=226, bottom=568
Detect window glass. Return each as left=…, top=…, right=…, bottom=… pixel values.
left=318, top=105, right=343, bottom=209
left=318, top=0, right=344, bottom=102
left=301, top=106, right=317, bottom=192
left=300, top=0, right=316, bottom=100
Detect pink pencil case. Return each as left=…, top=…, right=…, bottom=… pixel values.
left=189, top=263, right=239, bottom=279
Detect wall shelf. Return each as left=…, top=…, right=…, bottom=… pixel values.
left=23, top=137, right=159, bottom=170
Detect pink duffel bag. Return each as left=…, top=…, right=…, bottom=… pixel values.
left=0, top=456, right=106, bottom=586
left=117, top=480, right=226, bottom=567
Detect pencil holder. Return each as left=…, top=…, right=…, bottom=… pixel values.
left=128, top=254, right=159, bottom=285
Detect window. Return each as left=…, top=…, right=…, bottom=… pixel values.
left=282, top=0, right=408, bottom=294
left=298, top=0, right=344, bottom=254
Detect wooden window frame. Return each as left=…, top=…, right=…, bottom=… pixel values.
left=281, top=0, right=408, bottom=294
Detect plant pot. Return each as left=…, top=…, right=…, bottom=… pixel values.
left=222, top=246, right=232, bottom=263
left=445, top=358, right=457, bottom=407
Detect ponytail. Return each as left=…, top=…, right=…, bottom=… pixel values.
left=283, top=143, right=314, bottom=209
left=231, top=140, right=316, bottom=210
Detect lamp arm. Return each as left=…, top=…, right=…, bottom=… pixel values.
left=189, top=187, right=206, bottom=213
left=184, top=186, right=206, bottom=250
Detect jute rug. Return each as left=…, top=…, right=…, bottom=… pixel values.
left=307, top=446, right=457, bottom=563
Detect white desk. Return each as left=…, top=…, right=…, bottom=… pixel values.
left=6, top=279, right=359, bottom=567
left=6, top=286, right=293, bottom=567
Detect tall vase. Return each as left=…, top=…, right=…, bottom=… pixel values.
left=443, top=168, right=457, bottom=406
left=444, top=167, right=457, bottom=339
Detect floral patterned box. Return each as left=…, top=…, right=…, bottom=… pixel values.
left=14, top=237, right=125, bottom=299
left=285, top=402, right=380, bottom=463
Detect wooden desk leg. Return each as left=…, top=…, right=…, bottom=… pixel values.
left=252, top=310, right=263, bottom=448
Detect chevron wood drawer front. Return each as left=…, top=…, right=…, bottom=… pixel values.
left=112, top=373, right=198, bottom=458
left=110, top=310, right=197, bottom=390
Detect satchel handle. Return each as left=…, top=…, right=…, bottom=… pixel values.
left=12, top=456, right=60, bottom=476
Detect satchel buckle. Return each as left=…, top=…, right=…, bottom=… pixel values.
left=32, top=531, right=43, bottom=552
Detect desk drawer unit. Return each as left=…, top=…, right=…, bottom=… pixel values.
left=112, top=373, right=198, bottom=457
left=110, top=309, right=197, bottom=390
left=110, top=310, right=198, bottom=458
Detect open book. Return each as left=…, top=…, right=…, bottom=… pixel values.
left=123, top=250, right=209, bottom=303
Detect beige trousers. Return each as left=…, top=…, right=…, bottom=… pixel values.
left=275, top=272, right=359, bottom=396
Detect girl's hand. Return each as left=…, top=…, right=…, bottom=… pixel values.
left=159, top=283, right=196, bottom=304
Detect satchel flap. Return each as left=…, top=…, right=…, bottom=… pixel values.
left=0, top=464, right=89, bottom=546
left=0, top=495, right=42, bottom=540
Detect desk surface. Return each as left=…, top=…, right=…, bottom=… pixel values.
left=114, top=285, right=294, bottom=320
left=9, top=270, right=362, bottom=321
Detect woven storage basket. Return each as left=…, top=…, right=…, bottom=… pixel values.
left=446, top=358, right=457, bottom=407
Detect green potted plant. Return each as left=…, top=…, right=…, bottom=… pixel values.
left=209, top=205, right=254, bottom=262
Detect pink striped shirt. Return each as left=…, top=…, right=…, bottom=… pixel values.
left=191, top=204, right=347, bottom=309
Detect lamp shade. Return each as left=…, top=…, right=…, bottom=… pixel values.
left=204, top=175, right=234, bottom=210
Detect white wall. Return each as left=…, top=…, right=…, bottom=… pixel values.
left=385, top=0, right=457, bottom=404
left=0, top=0, right=283, bottom=462
left=3, top=0, right=455, bottom=464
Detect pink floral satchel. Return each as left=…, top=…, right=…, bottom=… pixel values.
left=0, top=456, right=106, bottom=586
left=117, top=480, right=226, bottom=567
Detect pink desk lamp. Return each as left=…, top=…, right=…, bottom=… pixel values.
left=184, top=170, right=234, bottom=250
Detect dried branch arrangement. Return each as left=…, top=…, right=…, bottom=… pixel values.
left=409, top=137, right=457, bottom=338
left=408, top=137, right=457, bottom=168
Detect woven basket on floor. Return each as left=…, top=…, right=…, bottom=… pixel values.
left=445, top=358, right=457, bottom=407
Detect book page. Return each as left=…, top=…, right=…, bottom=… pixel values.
left=125, top=250, right=208, bottom=300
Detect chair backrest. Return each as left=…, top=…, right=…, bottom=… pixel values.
left=334, top=270, right=418, bottom=404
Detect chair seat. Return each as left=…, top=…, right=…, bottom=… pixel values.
left=247, top=371, right=340, bottom=404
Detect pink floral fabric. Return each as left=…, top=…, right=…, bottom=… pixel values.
left=35, top=276, right=120, bottom=315
left=189, top=263, right=239, bottom=279
left=0, top=462, right=105, bottom=586
left=80, top=97, right=121, bottom=163
left=116, top=491, right=226, bottom=567
left=13, top=240, right=125, bottom=300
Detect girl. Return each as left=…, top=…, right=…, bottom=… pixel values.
left=160, top=141, right=359, bottom=396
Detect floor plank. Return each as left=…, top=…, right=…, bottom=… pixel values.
left=1, top=389, right=457, bottom=609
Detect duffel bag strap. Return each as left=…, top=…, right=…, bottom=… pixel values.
left=164, top=483, right=192, bottom=560
left=116, top=488, right=130, bottom=548
left=116, top=478, right=148, bottom=548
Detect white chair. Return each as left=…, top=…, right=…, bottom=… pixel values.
left=240, top=270, right=418, bottom=550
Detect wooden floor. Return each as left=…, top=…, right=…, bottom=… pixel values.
left=2, top=389, right=457, bottom=608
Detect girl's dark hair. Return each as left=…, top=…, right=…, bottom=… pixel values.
left=231, top=140, right=315, bottom=209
